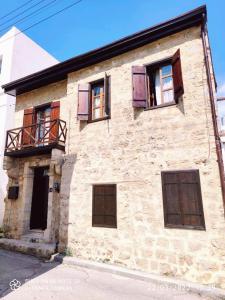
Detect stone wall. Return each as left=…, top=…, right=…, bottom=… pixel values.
left=3, top=150, right=63, bottom=243
left=10, top=26, right=225, bottom=288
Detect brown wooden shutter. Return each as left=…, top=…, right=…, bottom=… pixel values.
left=22, top=108, right=34, bottom=146
left=104, top=185, right=117, bottom=227
left=162, top=170, right=205, bottom=229
left=104, top=74, right=111, bottom=116
left=50, top=101, right=60, bottom=142
left=132, top=66, right=147, bottom=108
left=77, top=84, right=90, bottom=120
left=93, top=186, right=105, bottom=226
left=92, top=184, right=117, bottom=228
left=162, top=172, right=182, bottom=226
left=179, top=171, right=205, bottom=228
left=172, top=49, right=184, bottom=103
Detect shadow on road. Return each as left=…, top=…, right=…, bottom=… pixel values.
left=0, top=249, right=60, bottom=298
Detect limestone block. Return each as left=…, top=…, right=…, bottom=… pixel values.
left=3, top=157, right=16, bottom=171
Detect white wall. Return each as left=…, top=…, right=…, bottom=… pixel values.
left=0, top=27, right=58, bottom=226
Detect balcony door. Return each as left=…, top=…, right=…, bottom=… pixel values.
left=21, top=101, right=60, bottom=149
left=35, top=105, right=51, bottom=146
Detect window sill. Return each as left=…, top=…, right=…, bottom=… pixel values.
left=88, top=116, right=110, bottom=123
left=144, top=101, right=176, bottom=111
left=92, top=224, right=117, bottom=229
left=165, top=224, right=206, bottom=231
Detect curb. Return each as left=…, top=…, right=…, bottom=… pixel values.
left=54, top=254, right=225, bottom=300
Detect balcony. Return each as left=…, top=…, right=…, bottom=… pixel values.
left=5, top=119, right=67, bottom=158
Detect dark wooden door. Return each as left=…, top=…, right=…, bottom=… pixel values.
left=30, top=167, right=49, bottom=230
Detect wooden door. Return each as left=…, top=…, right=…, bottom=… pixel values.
left=30, top=167, right=49, bottom=230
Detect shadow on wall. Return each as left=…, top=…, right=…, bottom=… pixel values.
left=58, top=153, right=77, bottom=254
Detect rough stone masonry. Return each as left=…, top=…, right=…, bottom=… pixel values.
left=3, top=24, right=225, bottom=289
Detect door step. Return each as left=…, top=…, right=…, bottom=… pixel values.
left=0, top=238, right=56, bottom=259
left=21, top=230, right=45, bottom=243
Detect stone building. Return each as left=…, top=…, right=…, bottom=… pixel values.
left=1, top=5, right=225, bottom=289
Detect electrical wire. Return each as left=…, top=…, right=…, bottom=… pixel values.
left=0, top=0, right=83, bottom=45
left=0, top=0, right=36, bottom=21
left=0, top=0, right=48, bottom=27
left=0, top=0, right=58, bottom=34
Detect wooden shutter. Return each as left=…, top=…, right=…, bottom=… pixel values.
left=179, top=171, right=205, bottom=228
left=93, top=186, right=105, bottom=226
left=132, top=66, right=147, bottom=108
left=162, top=170, right=205, bottom=229
left=104, top=74, right=111, bottom=116
left=77, top=84, right=90, bottom=120
left=22, top=108, right=34, bottom=146
left=92, top=184, right=117, bottom=228
left=172, top=49, right=184, bottom=103
left=104, top=185, right=116, bottom=226
left=162, top=172, right=182, bottom=226
left=50, top=101, right=60, bottom=142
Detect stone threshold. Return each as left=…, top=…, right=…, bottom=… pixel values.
left=54, top=254, right=225, bottom=300
left=0, top=238, right=56, bottom=259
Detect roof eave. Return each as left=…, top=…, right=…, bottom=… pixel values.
left=2, top=5, right=207, bottom=96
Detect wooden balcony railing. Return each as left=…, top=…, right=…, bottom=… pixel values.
left=5, top=119, right=67, bottom=157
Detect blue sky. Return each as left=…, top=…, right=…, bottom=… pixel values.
left=1, top=0, right=225, bottom=94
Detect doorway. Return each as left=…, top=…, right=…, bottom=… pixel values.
left=35, top=105, right=51, bottom=146
left=30, top=166, right=49, bottom=230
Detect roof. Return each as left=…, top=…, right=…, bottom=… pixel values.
left=2, top=5, right=207, bottom=96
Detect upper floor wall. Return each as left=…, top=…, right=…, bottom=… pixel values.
left=15, top=26, right=211, bottom=149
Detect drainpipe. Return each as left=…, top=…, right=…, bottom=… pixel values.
left=201, top=18, right=225, bottom=215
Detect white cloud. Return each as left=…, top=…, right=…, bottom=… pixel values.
left=217, top=83, right=225, bottom=97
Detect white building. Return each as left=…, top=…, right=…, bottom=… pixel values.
left=0, top=27, right=58, bottom=225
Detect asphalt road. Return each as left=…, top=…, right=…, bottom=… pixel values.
left=0, top=249, right=210, bottom=300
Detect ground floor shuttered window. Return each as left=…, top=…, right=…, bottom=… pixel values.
left=92, top=184, right=117, bottom=228
left=161, top=170, right=205, bottom=230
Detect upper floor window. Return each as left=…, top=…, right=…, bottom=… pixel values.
left=91, top=80, right=106, bottom=121
left=148, top=63, right=174, bottom=107
left=77, top=75, right=111, bottom=122
left=132, top=49, right=184, bottom=109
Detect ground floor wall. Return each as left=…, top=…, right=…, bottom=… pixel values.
left=0, top=158, right=7, bottom=227
left=2, top=150, right=225, bottom=288
left=3, top=149, right=63, bottom=243
left=58, top=150, right=225, bottom=289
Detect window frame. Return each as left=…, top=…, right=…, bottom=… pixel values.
left=92, top=184, right=117, bottom=228
left=146, top=58, right=176, bottom=109
left=161, top=169, right=206, bottom=231
left=88, top=78, right=110, bottom=123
